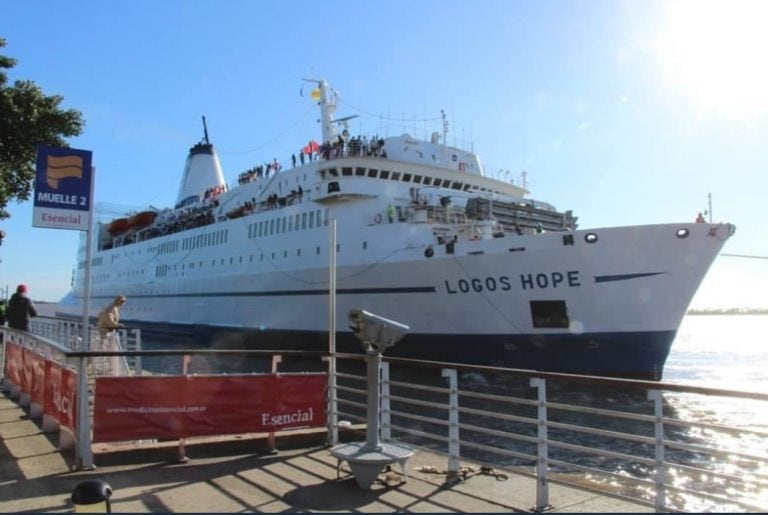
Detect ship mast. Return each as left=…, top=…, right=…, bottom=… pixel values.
left=302, top=78, right=357, bottom=144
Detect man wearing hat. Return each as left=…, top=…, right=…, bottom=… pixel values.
left=7, top=284, right=38, bottom=331
left=97, top=295, right=126, bottom=339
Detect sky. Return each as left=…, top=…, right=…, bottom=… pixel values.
left=1, top=0, right=767, bottom=308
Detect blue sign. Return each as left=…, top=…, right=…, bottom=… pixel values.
left=33, top=145, right=93, bottom=230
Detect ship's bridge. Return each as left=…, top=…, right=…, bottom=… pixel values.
left=382, top=134, right=483, bottom=176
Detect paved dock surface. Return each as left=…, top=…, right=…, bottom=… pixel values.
left=0, top=393, right=651, bottom=512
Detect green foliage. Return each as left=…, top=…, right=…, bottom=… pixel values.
left=0, top=37, right=84, bottom=219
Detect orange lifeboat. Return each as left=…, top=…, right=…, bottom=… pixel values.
left=128, top=210, right=157, bottom=231
left=107, top=217, right=130, bottom=236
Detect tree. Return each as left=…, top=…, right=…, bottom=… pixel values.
left=0, top=37, right=84, bottom=219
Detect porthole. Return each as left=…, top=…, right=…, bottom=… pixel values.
left=585, top=233, right=598, bottom=244
left=676, top=228, right=689, bottom=239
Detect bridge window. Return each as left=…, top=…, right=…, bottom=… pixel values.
left=379, top=170, right=390, bottom=179
left=368, top=169, right=378, bottom=178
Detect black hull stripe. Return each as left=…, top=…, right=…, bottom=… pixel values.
left=594, top=272, right=664, bottom=283
left=89, top=286, right=436, bottom=301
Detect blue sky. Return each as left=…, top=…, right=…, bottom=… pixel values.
left=1, top=0, right=766, bottom=307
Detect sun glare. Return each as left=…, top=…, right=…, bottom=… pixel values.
left=656, top=0, right=768, bottom=118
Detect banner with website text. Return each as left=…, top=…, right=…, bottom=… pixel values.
left=92, top=374, right=327, bottom=443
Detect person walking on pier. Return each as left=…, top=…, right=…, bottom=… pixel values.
left=7, top=284, right=37, bottom=331
left=97, top=295, right=126, bottom=339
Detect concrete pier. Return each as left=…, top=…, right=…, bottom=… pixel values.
left=0, top=393, right=651, bottom=513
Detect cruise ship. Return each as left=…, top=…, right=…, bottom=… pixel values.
left=57, top=79, right=735, bottom=379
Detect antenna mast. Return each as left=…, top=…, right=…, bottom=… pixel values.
left=202, top=116, right=210, bottom=145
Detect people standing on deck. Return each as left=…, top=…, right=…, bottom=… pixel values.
left=97, top=295, right=126, bottom=340
left=7, top=284, right=37, bottom=331
left=387, top=204, right=395, bottom=223
left=696, top=212, right=706, bottom=223
left=300, top=150, right=305, bottom=165
left=0, top=299, right=6, bottom=326
left=291, top=154, right=297, bottom=168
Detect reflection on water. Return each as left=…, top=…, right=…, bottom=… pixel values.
left=141, top=315, right=768, bottom=512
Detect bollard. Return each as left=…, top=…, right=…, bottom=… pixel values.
left=71, top=479, right=112, bottom=512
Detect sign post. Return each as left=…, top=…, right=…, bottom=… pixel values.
left=33, top=145, right=95, bottom=470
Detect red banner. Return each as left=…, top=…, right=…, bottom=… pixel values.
left=20, top=347, right=34, bottom=393
left=28, top=351, right=46, bottom=405
left=93, top=374, right=327, bottom=443
left=43, top=361, right=77, bottom=431
left=4, top=342, right=23, bottom=387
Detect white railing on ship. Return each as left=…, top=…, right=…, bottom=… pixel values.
left=332, top=354, right=768, bottom=513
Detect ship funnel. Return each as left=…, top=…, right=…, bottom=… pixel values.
left=176, top=116, right=226, bottom=208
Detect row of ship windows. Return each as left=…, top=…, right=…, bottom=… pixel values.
left=154, top=243, right=360, bottom=278
left=248, top=209, right=328, bottom=238
left=321, top=167, right=497, bottom=194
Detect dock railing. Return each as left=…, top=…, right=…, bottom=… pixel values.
left=331, top=353, right=768, bottom=513
left=2, top=327, right=767, bottom=512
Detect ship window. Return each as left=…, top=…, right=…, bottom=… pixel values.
left=282, top=217, right=287, bottom=232
left=676, top=228, right=689, bottom=238
left=422, top=177, right=432, bottom=185
left=302, top=212, right=307, bottom=229
left=363, top=241, right=368, bottom=250
left=270, top=219, right=275, bottom=235
left=324, top=208, right=330, bottom=225
left=451, top=182, right=462, bottom=190
left=288, top=216, right=293, bottom=232
left=379, top=170, right=390, bottom=179
left=309, top=211, right=315, bottom=228
left=271, top=252, right=275, bottom=260
left=328, top=181, right=340, bottom=193
left=413, top=175, right=422, bottom=184
left=328, top=168, right=339, bottom=177
left=284, top=250, right=287, bottom=258
left=316, top=246, right=320, bottom=255
left=585, top=233, right=598, bottom=244
left=368, top=169, right=378, bottom=178
left=530, top=300, right=569, bottom=328
left=562, top=234, right=574, bottom=246
left=230, top=257, right=234, bottom=264
left=463, top=184, right=471, bottom=191
left=402, top=173, right=412, bottom=182
left=433, top=179, right=442, bottom=187
left=391, top=172, right=400, bottom=181
left=297, top=249, right=301, bottom=257
left=355, top=167, right=366, bottom=176
left=432, top=154, right=437, bottom=161
left=260, top=253, right=264, bottom=261
left=342, top=167, right=353, bottom=176
left=295, top=214, right=300, bottom=230
left=336, top=243, right=340, bottom=253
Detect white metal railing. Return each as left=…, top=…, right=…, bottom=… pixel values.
left=330, top=355, right=768, bottom=513
left=30, top=316, right=142, bottom=376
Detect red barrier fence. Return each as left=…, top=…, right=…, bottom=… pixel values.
left=92, top=374, right=327, bottom=442
left=3, top=342, right=77, bottom=431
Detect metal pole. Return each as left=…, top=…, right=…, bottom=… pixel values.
left=530, top=377, right=550, bottom=512
left=364, top=348, right=382, bottom=451
left=648, top=389, right=666, bottom=512
left=442, top=368, right=460, bottom=476
left=380, top=362, right=391, bottom=441
left=327, top=219, right=338, bottom=446
left=75, top=167, right=96, bottom=470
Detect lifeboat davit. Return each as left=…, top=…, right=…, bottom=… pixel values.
left=128, top=210, right=157, bottom=231
left=107, top=218, right=130, bottom=236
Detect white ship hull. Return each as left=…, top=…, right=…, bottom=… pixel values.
left=56, top=80, right=735, bottom=379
